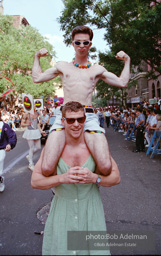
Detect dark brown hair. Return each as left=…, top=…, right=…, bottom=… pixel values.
left=62, top=101, right=85, bottom=118
left=72, top=25, right=93, bottom=41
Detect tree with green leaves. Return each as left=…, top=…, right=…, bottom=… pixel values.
left=0, top=14, right=57, bottom=101
left=58, top=0, right=161, bottom=105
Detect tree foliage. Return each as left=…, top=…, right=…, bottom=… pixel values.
left=0, top=14, right=57, bottom=100
left=58, top=0, right=161, bottom=75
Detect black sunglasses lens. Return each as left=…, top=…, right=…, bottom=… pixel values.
left=83, top=41, right=90, bottom=45
left=74, top=41, right=81, bottom=45
left=74, top=41, right=90, bottom=45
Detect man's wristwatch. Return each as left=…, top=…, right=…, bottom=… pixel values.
left=96, top=175, right=101, bottom=184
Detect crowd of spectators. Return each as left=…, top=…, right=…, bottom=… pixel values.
left=1, top=101, right=161, bottom=154
left=0, top=105, right=55, bottom=132
left=95, top=102, right=161, bottom=154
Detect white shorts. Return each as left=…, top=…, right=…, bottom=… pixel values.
left=49, top=107, right=105, bottom=134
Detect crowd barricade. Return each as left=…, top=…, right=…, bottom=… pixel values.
left=146, top=130, right=161, bottom=158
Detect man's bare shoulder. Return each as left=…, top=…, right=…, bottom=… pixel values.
left=92, top=63, right=107, bottom=71
left=56, top=61, right=72, bottom=68
left=91, top=63, right=107, bottom=77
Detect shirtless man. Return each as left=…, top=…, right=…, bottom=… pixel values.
left=32, top=25, right=130, bottom=177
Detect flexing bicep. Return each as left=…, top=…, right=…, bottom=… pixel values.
left=33, top=66, right=60, bottom=83
left=100, top=70, right=125, bottom=88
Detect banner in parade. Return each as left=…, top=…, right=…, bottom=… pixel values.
left=34, top=99, right=43, bottom=110
left=22, top=93, right=34, bottom=115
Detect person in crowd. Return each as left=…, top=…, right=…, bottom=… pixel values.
left=155, top=112, right=161, bottom=131
left=132, top=108, right=145, bottom=153
left=39, top=109, right=49, bottom=131
left=21, top=107, right=46, bottom=171
left=7, top=114, right=16, bottom=131
left=14, top=111, right=22, bottom=128
left=105, top=107, right=111, bottom=128
left=116, top=110, right=123, bottom=132
left=32, top=25, right=130, bottom=178
left=51, top=102, right=60, bottom=125
left=145, top=108, right=158, bottom=147
left=0, top=110, right=17, bottom=192
left=98, top=107, right=104, bottom=128
left=122, top=111, right=130, bottom=135
left=31, top=101, right=120, bottom=256
left=124, top=111, right=136, bottom=140
left=144, top=108, right=152, bottom=147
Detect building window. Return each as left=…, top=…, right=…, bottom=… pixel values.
left=157, top=81, right=161, bottom=98
left=135, top=85, right=138, bottom=95
left=152, top=83, right=155, bottom=98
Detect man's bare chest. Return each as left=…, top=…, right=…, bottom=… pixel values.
left=58, top=64, right=102, bottom=84
left=62, top=146, right=90, bottom=167
left=62, top=69, right=94, bottom=83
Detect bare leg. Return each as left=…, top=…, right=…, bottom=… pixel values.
left=41, top=130, right=65, bottom=176
left=84, top=132, right=111, bottom=175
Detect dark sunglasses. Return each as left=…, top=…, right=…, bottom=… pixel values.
left=73, top=40, right=91, bottom=46
left=63, top=116, right=86, bottom=124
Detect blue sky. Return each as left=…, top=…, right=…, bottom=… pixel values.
left=3, top=0, right=109, bottom=63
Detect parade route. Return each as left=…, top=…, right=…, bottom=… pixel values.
left=0, top=126, right=161, bottom=255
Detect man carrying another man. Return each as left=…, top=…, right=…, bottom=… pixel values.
left=32, top=25, right=130, bottom=177
left=31, top=101, right=120, bottom=255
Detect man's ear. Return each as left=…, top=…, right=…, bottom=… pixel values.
left=89, top=41, right=92, bottom=48
left=61, top=118, right=65, bottom=126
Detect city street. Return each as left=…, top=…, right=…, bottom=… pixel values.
left=0, top=125, right=161, bottom=255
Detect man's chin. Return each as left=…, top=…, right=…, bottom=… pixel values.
left=71, top=129, right=81, bottom=137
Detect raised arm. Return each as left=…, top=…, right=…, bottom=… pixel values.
left=100, top=51, right=130, bottom=88
left=32, top=48, right=60, bottom=83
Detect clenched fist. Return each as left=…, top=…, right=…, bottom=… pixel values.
left=36, top=48, right=49, bottom=58
left=116, top=51, right=130, bottom=61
